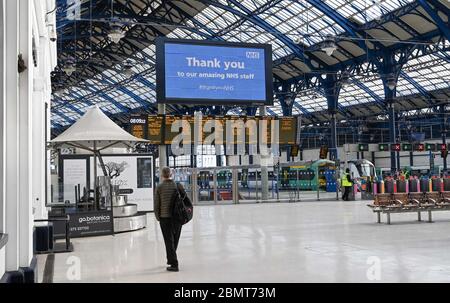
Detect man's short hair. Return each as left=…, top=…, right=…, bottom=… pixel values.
left=161, top=167, right=172, bottom=179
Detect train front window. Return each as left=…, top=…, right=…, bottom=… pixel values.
left=358, top=164, right=374, bottom=177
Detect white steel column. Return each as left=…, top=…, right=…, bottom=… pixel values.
left=0, top=0, right=5, bottom=233
left=18, top=0, right=33, bottom=267
left=0, top=0, right=6, bottom=279
left=158, top=103, right=167, bottom=169
left=32, top=83, right=47, bottom=220
left=259, top=106, right=269, bottom=201
left=31, top=0, right=46, bottom=221
left=4, top=0, right=20, bottom=271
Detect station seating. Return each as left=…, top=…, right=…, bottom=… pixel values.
left=368, top=191, right=450, bottom=224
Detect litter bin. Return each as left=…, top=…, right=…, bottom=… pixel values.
left=34, top=223, right=54, bottom=253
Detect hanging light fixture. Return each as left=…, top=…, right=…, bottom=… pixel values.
left=321, top=35, right=337, bottom=56
left=62, top=60, right=76, bottom=76
left=108, top=23, right=125, bottom=44
left=386, top=74, right=397, bottom=90
left=123, top=60, right=134, bottom=77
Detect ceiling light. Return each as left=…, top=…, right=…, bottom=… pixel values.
left=293, top=36, right=302, bottom=44
left=62, top=61, right=76, bottom=76
left=386, top=74, right=397, bottom=90
left=321, top=35, right=337, bottom=57
left=108, top=25, right=125, bottom=44
left=48, top=24, right=57, bottom=42
left=123, top=60, right=134, bottom=77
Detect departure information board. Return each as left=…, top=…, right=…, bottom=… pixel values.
left=129, top=115, right=147, bottom=139
left=202, top=115, right=220, bottom=144
left=279, top=117, right=297, bottom=145
left=245, top=117, right=259, bottom=145
left=260, top=116, right=274, bottom=145
left=144, top=115, right=300, bottom=147
left=224, top=116, right=246, bottom=145
left=164, top=115, right=180, bottom=145
left=147, top=115, right=164, bottom=144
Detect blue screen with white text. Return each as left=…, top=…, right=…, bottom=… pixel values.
left=164, top=43, right=267, bottom=102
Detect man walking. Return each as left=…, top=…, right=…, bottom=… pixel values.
left=341, top=168, right=353, bottom=201
left=154, top=167, right=184, bottom=272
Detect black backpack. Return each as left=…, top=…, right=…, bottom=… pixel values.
left=171, top=183, right=193, bottom=225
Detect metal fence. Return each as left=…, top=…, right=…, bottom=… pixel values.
left=171, top=162, right=341, bottom=205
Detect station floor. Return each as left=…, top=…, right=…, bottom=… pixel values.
left=37, top=200, right=450, bottom=283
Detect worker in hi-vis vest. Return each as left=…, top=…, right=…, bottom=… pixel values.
left=341, top=168, right=353, bottom=201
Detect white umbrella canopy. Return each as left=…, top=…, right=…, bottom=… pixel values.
left=51, top=105, right=148, bottom=149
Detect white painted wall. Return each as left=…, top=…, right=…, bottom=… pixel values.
left=0, top=0, right=4, bottom=279
left=1, top=0, right=56, bottom=277
left=0, top=248, right=5, bottom=279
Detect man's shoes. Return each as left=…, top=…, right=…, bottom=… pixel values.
left=166, top=265, right=179, bottom=272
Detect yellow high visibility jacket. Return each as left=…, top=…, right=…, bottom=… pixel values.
left=341, top=173, right=352, bottom=187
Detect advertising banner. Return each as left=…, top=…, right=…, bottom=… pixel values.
left=90, top=155, right=154, bottom=211
left=52, top=211, right=113, bottom=238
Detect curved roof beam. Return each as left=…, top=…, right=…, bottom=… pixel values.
left=305, top=0, right=367, bottom=51
left=418, top=0, right=450, bottom=42
left=200, top=0, right=318, bottom=70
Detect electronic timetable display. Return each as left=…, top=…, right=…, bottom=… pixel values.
left=156, top=38, right=273, bottom=105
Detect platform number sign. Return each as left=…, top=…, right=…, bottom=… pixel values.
left=413, top=143, right=425, bottom=151
left=378, top=144, right=389, bottom=151
left=425, top=143, right=437, bottom=151
left=391, top=143, right=401, bottom=152
left=358, top=143, right=369, bottom=152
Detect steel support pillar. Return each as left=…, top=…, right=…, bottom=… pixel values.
left=18, top=0, right=34, bottom=262
left=259, top=105, right=269, bottom=201
left=323, top=74, right=340, bottom=161
left=379, top=53, right=401, bottom=174
left=158, top=103, right=167, bottom=171
left=388, top=102, right=397, bottom=173
left=4, top=0, right=20, bottom=272
left=330, top=113, right=338, bottom=160
left=442, top=105, right=448, bottom=172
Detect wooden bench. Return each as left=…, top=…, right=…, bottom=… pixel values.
left=368, top=192, right=450, bottom=224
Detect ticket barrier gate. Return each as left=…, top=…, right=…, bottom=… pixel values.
left=445, top=178, right=450, bottom=191
left=170, top=162, right=340, bottom=205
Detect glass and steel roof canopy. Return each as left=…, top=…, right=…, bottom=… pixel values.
left=51, top=0, right=447, bottom=128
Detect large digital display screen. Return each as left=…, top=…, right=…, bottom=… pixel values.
left=156, top=38, right=273, bottom=105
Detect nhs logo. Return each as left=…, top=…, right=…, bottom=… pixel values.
left=246, top=51, right=260, bottom=59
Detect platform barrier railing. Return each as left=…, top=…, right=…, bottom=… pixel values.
left=171, top=162, right=341, bottom=205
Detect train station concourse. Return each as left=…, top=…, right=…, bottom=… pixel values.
left=0, top=0, right=450, bottom=290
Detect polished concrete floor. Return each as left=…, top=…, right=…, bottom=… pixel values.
left=37, top=201, right=450, bottom=283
